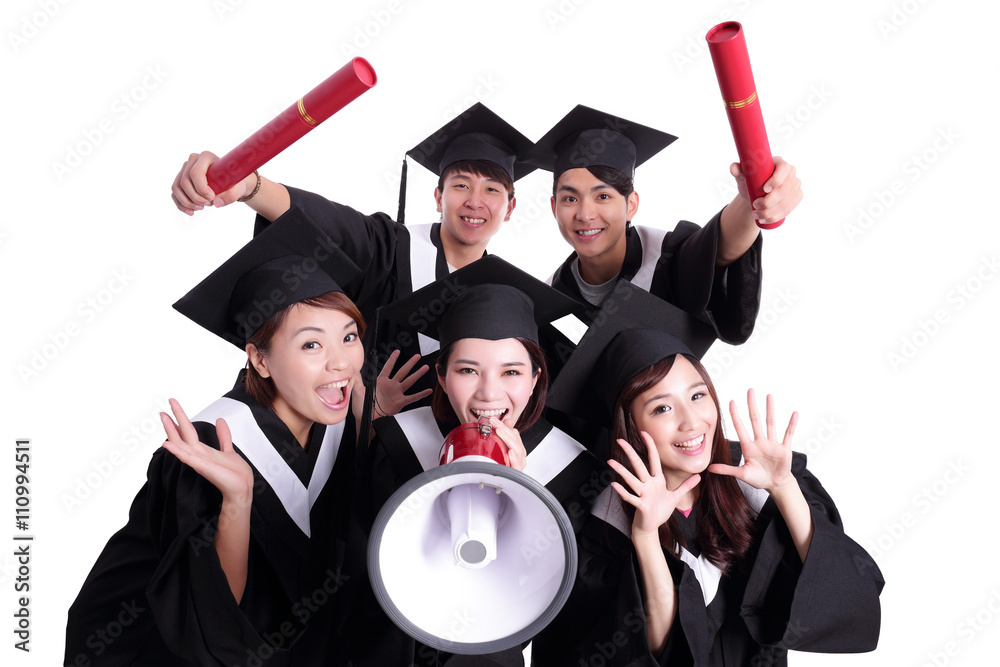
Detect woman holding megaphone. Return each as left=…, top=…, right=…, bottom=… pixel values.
left=346, top=256, right=601, bottom=666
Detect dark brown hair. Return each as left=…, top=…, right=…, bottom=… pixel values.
left=552, top=165, right=635, bottom=198
left=438, top=159, right=515, bottom=200
left=432, top=337, right=547, bottom=431
left=611, top=354, right=755, bottom=572
left=244, top=291, right=365, bottom=407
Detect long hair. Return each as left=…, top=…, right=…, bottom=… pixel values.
left=611, top=354, right=755, bottom=572
left=244, top=291, right=365, bottom=408
left=432, top=337, right=547, bottom=431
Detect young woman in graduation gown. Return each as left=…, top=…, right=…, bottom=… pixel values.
left=346, top=257, right=603, bottom=667
left=537, top=283, right=884, bottom=666
left=64, top=216, right=369, bottom=666
left=522, top=105, right=802, bottom=346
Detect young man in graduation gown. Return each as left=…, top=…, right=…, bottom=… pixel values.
left=522, top=105, right=802, bottom=346
left=171, top=103, right=537, bottom=408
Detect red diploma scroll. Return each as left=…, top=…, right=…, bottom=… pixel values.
left=206, top=57, right=377, bottom=194
left=706, top=22, right=782, bottom=229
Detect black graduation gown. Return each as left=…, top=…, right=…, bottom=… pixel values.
left=532, top=445, right=884, bottom=667
left=345, top=407, right=602, bottom=666
left=547, top=214, right=763, bottom=346
left=64, top=380, right=358, bottom=666
left=254, top=187, right=483, bottom=401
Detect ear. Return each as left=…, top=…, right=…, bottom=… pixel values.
left=503, top=196, right=517, bottom=222
left=626, top=191, right=639, bottom=221
left=246, top=343, right=271, bottom=378
left=549, top=195, right=557, bottom=217
left=434, top=187, right=443, bottom=213
left=530, top=367, right=540, bottom=394
left=437, top=369, right=448, bottom=393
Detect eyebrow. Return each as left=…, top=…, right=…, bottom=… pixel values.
left=642, top=382, right=708, bottom=408
left=557, top=182, right=613, bottom=195
left=292, top=319, right=357, bottom=337
left=448, top=172, right=500, bottom=184
left=452, top=359, right=528, bottom=368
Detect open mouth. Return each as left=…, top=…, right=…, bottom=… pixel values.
left=461, top=216, right=486, bottom=226
left=673, top=434, right=705, bottom=454
left=316, top=379, right=350, bottom=410
left=470, top=408, right=508, bottom=422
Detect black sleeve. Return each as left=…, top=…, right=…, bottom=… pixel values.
left=651, top=210, right=763, bottom=345
left=143, top=433, right=294, bottom=666
left=740, top=453, right=885, bottom=653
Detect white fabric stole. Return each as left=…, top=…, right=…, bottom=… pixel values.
left=191, top=397, right=345, bottom=537
left=407, top=223, right=442, bottom=357
left=628, top=226, right=669, bottom=292
left=393, top=406, right=444, bottom=473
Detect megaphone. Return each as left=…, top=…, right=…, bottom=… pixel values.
left=368, top=419, right=578, bottom=655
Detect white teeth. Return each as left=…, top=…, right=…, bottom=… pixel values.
left=320, top=380, right=349, bottom=389
left=673, top=435, right=704, bottom=450
left=471, top=408, right=506, bottom=418
left=576, top=229, right=601, bottom=236
left=463, top=217, right=486, bottom=224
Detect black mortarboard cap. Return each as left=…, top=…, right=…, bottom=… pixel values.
left=376, top=256, right=582, bottom=349
left=546, top=281, right=717, bottom=427
left=406, top=103, right=536, bottom=181
left=173, top=207, right=362, bottom=348
left=522, top=104, right=678, bottom=179
left=397, top=104, right=535, bottom=224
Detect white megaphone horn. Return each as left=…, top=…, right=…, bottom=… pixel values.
left=367, top=418, right=578, bottom=655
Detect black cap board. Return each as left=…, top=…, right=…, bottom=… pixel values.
left=173, top=206, right=361, bottom=348
left=546, top=281, right=717, bottom=426
left=375, top=256, right=582, bottom=350
left=522, top=104, right=677, bottom=179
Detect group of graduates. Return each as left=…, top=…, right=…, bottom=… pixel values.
left=64, top=101, right=883, bottom=666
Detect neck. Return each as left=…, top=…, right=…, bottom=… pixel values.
left=439, top=230, right=487, bottom=269
left=577, top=239, right=627, bottom=285
left=270, top=401, right=311, bottom=448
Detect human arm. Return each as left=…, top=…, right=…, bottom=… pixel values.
left=708, top=389, right=812, bottom=562
left=159, top=398, right=254, bottom=603
left=607, top=433, right=701, bottom=655
left=717, top=157, right=801, bottom=266
left=171, top=151, right=291, bottom=221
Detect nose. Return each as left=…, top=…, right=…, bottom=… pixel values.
left=673, top=401, right=699, bottom=431
left=474, top=372, right=500, bottom=401
left=326, top=345, right=350, bottom=373
left=577, top=197, right=597, bottom=221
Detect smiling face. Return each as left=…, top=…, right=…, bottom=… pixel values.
left=629, top=355, right=720, bottom=490
left=435, top=169, right=515, bottom=252
left=551, top=167, right=638, bottom=272
left=437, top=337, right=539, bottom=429
left=247, top=304, right=364, bottom=443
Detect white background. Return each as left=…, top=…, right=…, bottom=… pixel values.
left=2, top=0, right=996, bottom=664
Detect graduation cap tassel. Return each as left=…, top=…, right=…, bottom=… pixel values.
left=357, top=309, right=378, bottom=476
left=396, top=156, right=408, bottom=226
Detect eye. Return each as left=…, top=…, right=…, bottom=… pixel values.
left=455, top=367, right=477, bottom=375
left=562, top=195, right=577, bottom=204
left=692, top=391, right=706, bottom=401
left=597, top=193, right=612, bottom=200
left=652, top=404, right=671, bottom=416
left=343, top=332, right=359, bottom=343
left=302, top=341, right=320, bottom=350
left=502, top=369, right=522, bottom=376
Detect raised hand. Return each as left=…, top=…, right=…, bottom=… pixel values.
left=608, top=432, right=701, bottom=537
left=160, top=398, right=254, bottom=506
left=352, top=350, right=433, bottom=425
left=170, top=151, right=259, bottom=215
left=709, top=389, right=798, bottom=494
